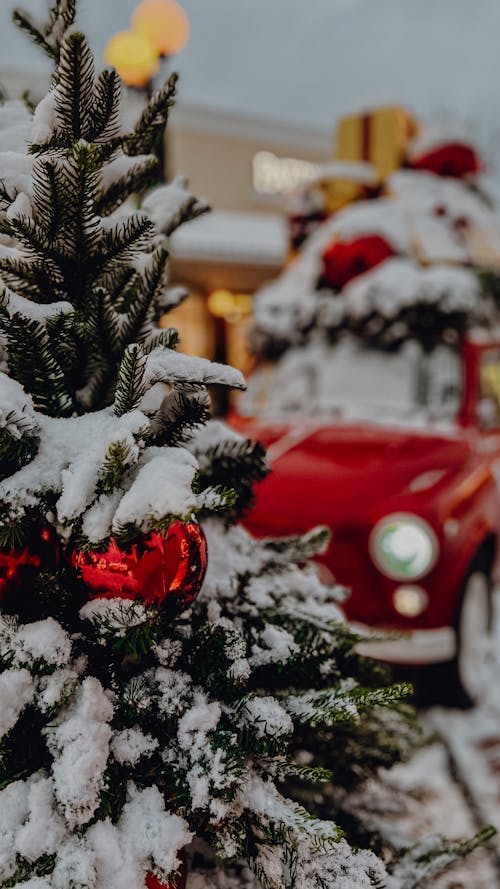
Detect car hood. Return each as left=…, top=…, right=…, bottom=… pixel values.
left=241, top=418, right=471, bottom=533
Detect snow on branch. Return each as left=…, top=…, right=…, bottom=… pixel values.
left=142, top=176, right=209, bottom=237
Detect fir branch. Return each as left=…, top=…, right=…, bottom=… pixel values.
left=277, top=762, right=333, bottom=784
left=98, top=439, right=136, bottom=494
left=1, top=852, right=56, bottom=888
left=15, top=0, right=79, bottom=64
left=0, top=414, right=39, bottom=481
left=1, top=312, right=74, bottom=416
left=31, top=157, right=62, bottom=243
left=114, top=343, right=148, bottom=416
left=196, top=438, right=269, bottom=517
left=12, top=9, right=57, bottom=61
left=140, top=328, right=180, bottom=354
left=97, top=156, right=159, bottom=217
left=156, top=386, right=210, bottom=446
left=100, top=214, right=155, bottom=273
left=125, top=73, right=178, bottom=157
left=261, top=526, right=332, bottom=564
left=197, top=484, right=239, bottom=515
left=88, top=68, right=122, bottom=145
left=54, top=32, right=95, bottom=140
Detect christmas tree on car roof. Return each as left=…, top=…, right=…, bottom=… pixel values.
left=247, top=107, right=500, bottom=417
left=0, top=4, right=492, bottom=888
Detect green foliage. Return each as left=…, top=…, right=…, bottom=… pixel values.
left=156, top=386, right=211, bottom=447
left=1, top=853, right=57, bottom=889
left=0, top=29, right=200, bottom=432
left=113, top=343, right=148, bottom=416
left=196, top=438, right=269, bottom=518
left=0, top=415, right=39, bottom=480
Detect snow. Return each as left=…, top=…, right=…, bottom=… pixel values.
left=142, top=175, right=209, bottom=236
left=344, top=259, right=479, bottom=319
left=7, top=191, right=33, bottom=220
left=30, top=91, right=59, bottom=145
left=80, top=598, right=153, bottom=632
left=0, top=781, right=31, bottom=881
left=15, top=778, right=67, bottom=863
left=0, top=407, right=148, bottom=526
left=99, top=154, right=154, bottom=190
left=112, top=447, right=198, bottom=531
left=3, top=290, right=74, bottom=323
left=250, top=624, right=299, bottom=667
left=0, top=395, right=210, bottom=541
left=243, top=775, right=339, bottom=841
left=241, top=335, right=463, bottom=424
left=0, top=668, right=35, bottom=739
left=144, top=346, right=246, bottom=391
left=0, top=373, right=38, bottom=439
left=177, top=696, right=221, bottom=753
left=0, top=154, right=32, bottom=203
left=155, top=668, right=193, bottom=717
left=111, top=728, right=159, bottom=765
left=81, top=491, right=123, bottom=543
left=170, top=209, right=287, bottom=266
left=13, top=618, right=72, bottom=668
left=37, top=670, right=79, bottom=714
left=116, top=787, right=192, bottom=880
left=241, top=696, right=293, bottom=739
left=44, top=677, right=113, bottom=829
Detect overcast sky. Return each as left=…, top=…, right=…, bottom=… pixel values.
left=1, top=0, right=500, bottom=172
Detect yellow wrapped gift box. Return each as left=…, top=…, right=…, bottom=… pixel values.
left=335, top=106, right=419, bottom=179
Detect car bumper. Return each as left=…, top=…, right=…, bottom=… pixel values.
left=352, top=623, right=456, bottom=665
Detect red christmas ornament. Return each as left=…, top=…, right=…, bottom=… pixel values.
left=145, top=852, right=187, bottom=889
left=72, top=521, right=207, bottom=614
left=321, top=234, right=395, bottom=291
left=411, top=142, right=481, bottom=179
left=0, top=526, right=59, bottom=600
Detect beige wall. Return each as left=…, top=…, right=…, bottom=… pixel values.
left=169, top=104, right=332, bottom=214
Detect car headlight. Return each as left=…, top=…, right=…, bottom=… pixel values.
left=370, top=513, right=439, bottom=581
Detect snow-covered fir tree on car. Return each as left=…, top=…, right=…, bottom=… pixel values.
left=0, top=8, right=492, bottom=888
left=237, top=111, right=500, bottom=708
left=251, top=136, right=499, bottom=361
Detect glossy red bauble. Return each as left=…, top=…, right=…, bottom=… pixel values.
left=0, top=526, right=59, bottom=600
left=321, top=234, right=395, bottom=291
left=72, top=521, right=207, bottom=615
left=411, top=142, right=480, bottom=179
left=145, top=852, right=187, bottom=889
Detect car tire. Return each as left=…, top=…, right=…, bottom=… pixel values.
left=422, top=553, right=493, bottom=709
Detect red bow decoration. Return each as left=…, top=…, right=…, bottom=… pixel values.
left=321, top=234, right=395, bottom=291
left=410, top=142, right=481, bottom=179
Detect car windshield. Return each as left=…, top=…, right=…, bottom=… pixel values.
left=240, top=337, right=462, bottom=423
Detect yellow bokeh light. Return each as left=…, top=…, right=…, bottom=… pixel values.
left=105, top=30, right=160, bottom=88
left=208, top=290, right=253, bottom=321
left=133, top=0, right=190, bottom=57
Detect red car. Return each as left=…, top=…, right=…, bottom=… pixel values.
left=233, top=334, right=500, bottom=704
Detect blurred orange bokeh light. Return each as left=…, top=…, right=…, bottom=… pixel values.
left=133, top=0, right=190, bottom=56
